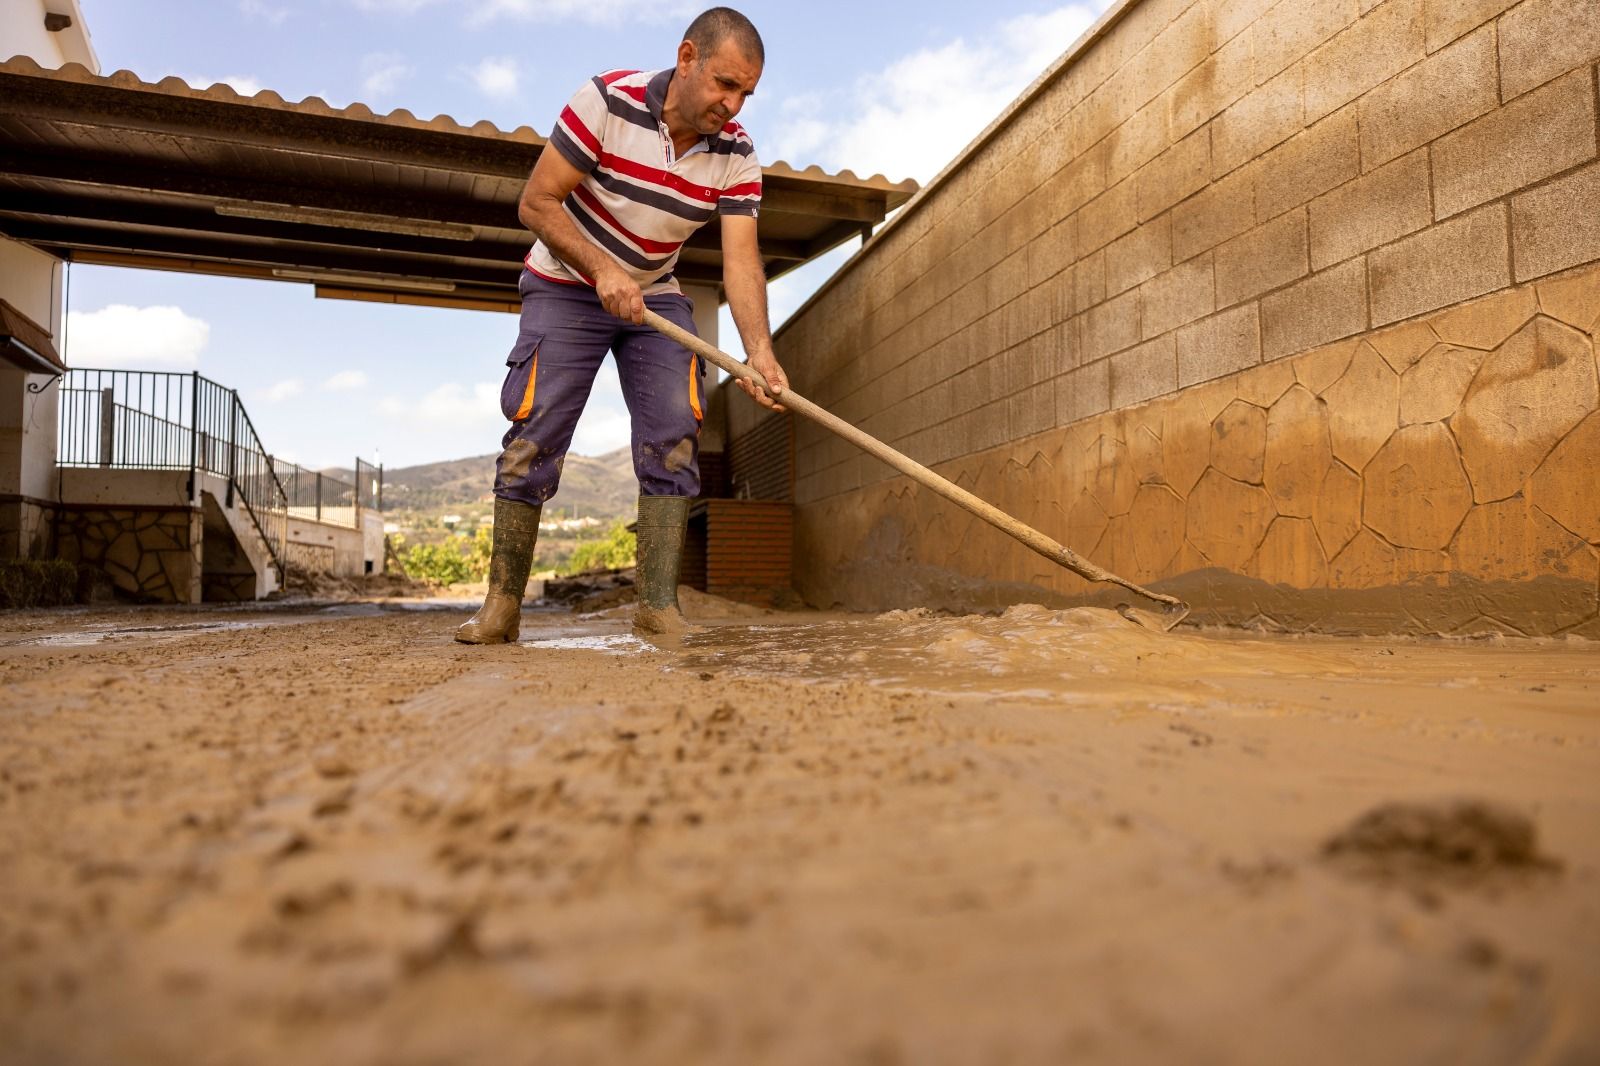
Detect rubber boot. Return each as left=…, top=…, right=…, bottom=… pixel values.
left=454, top=498, right=541, bottom=644
left=633, top=494, right=690, bottom=636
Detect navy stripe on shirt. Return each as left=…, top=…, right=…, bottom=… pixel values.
left=591, top=168, right=718, bottom=224
left=565, top=198, right=676, bottom=273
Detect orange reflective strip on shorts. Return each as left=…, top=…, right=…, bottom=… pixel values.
left=514, top=349, right=539, bottom=421
left=688, top=355, right=702, bottom=421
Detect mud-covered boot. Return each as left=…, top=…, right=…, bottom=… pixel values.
left=454, top=498, right=541, bottom=644
left=633, top=494, right=690, bottom=636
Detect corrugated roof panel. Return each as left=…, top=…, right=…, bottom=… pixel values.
left=0, top=55, right=918, bottom=307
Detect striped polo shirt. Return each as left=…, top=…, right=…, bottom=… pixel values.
left=528, top=67, right=763, bottom=296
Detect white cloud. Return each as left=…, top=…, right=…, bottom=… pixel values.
left=351, top=0, right=693, bottom=24
left=351, top=0, right=432, bottom=11
left=264, top=378, right=304, bottom=402
left=766, top=4, right=1104, bottom=183
left=239, top=0, right=290, bottom=24
left=471, top=0, right=697, bottom=22
left=66, top=305, right=210, bottom=368
left=323, top=369, right=370, bottom=392
left=181, top=72, right=266, bottom=96
left=373, top=363, right=632, bottom=457
left=379, top=381, right=500, bottom=425
left=360, top=52, right=412, bottom=97
left=570, top=406, right=632, bottom=457
left=467, top=56, right=520, bottom=99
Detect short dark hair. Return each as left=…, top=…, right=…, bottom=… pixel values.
left=684, top=7, right=764, bottom=66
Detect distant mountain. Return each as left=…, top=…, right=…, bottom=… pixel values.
left=329, top=447, right=639, bottom=518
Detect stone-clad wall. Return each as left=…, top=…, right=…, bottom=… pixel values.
left=56, top=506, right=202, bottom=604
left=772, top=0, right=1600, bottom=633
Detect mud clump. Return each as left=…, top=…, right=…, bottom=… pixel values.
left=545, top=568, right=635, bottom=611
left=283, top=566, right=432, bottom=600
left=1322, top=799, right=1561, bottom=889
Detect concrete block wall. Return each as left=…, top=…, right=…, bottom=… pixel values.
left=772, top=0, right=1600, bottom=634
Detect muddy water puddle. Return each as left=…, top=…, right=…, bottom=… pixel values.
left=655, top=604, right=1358, bottom=699
left=503, top=604, right=1361, bottom=700
left=0, top=603, right=392, bottom=648
left=521, top=632, right=654, bottom=653
left=9, top=620, right=273, bottom=648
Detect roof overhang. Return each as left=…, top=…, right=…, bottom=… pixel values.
left=0, top=57, right=917, bottom=313
left=0, top=300, right=66, bottom=376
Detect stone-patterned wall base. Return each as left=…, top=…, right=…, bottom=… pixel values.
left=285, top=541, right=336, bottom=573
left=56, top=507, right=202, bottom=604
left=796, top=266, right=1600, bottom=638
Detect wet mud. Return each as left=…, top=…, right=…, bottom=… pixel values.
left=1, top=596, right=1598, bottom=1064
left=1322, top=799, right=1561, bottom=891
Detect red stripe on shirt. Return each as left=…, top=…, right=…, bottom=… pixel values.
left=600, top=70, right=640, bottom=85
left=615, top=84, right=647, bottom=102
left=721, top=181, right=762, bottom=198
left=572, top=185, right=685, bottom=255
left=560, top=105, right=601, bottom=155
left=598, top=151, right=722, bottom=204
left=526, top=254, right=595, bottom=287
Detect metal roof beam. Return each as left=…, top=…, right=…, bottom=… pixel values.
left=0, top=150, right=523, bottom=230
left=0, top=185, right=814, bottom=269
left=8, top=220, right=727, bottom=288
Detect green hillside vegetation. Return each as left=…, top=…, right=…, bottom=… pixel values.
left=361, top=446, right=640, bottom=583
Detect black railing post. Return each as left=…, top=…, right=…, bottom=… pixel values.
left=187, top=370, right=200, bottom=499
left=226, top=389, right=239, bottom=507
left=316, top=472, right=323, bottom=522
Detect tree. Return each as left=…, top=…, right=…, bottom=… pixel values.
left=564, top=521, right=637, bottom=575
left=396, top=534, right=474, bottom=586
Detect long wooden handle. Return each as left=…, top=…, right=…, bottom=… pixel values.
left=642, top=309, right=1186, bottom=611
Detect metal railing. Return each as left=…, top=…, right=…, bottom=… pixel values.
left=59, top=369, right=290, bottom=574
left=275, top=459, right=356, bottom=526
left=272, top=457, right=385, bottom=529
left=355, top=457, right=384, bottom=512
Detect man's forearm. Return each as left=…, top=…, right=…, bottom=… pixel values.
left=723, top=262, right=774, bottom=356
left=520, top=196, right=617, bottom=283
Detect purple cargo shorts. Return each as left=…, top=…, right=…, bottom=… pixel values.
left=493, top=269, right=706, bottom=504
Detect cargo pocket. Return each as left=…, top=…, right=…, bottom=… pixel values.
left=500, top=332, right=542, bottom=422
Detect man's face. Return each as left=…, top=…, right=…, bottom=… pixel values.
left=675, top=38, right=761, bottom=135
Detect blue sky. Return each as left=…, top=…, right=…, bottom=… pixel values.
left=63, top=0, right=1111, bottom=471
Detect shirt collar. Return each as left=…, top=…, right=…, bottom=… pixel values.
left=645, top=68, right=672, bottom=122
left=646, top=68, right=718, bottom=148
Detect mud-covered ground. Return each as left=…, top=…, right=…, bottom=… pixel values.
left=1, top=594, right=1597, bottom=1065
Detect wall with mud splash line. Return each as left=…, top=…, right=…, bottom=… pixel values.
left=758, top=0, right=1600, bottom=636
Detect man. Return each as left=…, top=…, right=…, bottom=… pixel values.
left=457, top=7, right=786, bottom=645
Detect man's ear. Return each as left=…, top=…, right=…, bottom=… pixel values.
left=677, top=39, right=697, bottom=72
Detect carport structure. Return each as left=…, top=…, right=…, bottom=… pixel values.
left=0, top=55, right=916, bottom=314
left=0, top=55, right=915, bottom=603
